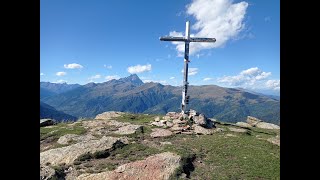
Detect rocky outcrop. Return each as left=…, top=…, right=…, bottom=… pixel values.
left=193, top=125, right=214, bottom=135
left=113, top=124, right=143, bottom=135
left=94, top=111, right=125, bottom=120
left=246, top=116, right=280, bottom=129
left=256, top=122, right=280, bottom=130
left=40, top=136, right=128, bottom=166
left=77, top=152, right=181, bottom=180
left=40, top=119, right=56, bottom=127
left=267, top=135, right=280, bottom=146
left=57, top=134, right=96, bottom=145
left=40, top=165, right=55, bottom=180
left=236, top=122, right=252, bottom=128
left=150, top=128, right=173, bottom=138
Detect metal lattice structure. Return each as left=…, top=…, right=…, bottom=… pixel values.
left=160, top=21, right=216, bottom=114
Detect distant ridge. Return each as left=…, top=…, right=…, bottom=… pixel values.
left=41, top=75, right=280, bottom=124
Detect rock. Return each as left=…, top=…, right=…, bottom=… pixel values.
left=255, top=122, right=280, bottom=130
left=40, top=136, right=128, bottom=166
left=57, top=134, right=96, bottom=145
left=189, top=109, right=198, bottom=116
left=236, top=122, right=252, bottom=128
left=192, top=114, right=211, bottom=128
left=95, top=111, right=125, bottom=120
left=151, top=121, right=165, bottom=127
left=228, top=127, right=248, bottom=133
left=246, top=116, right=262, bottom=126
left=154, top=116, right=160, bottom=122
left=77, top=152, right=181, bottom=180
left=40, top=119, right=56, bottom=127
left=170, top=124, right=185, bottom=132
left=163, top=116, right=171, bottom=121
left=267, top=135, right=280, bottom=146
left=114, top=125, right=143, bottom=135
left=160, top=120, right=167, bottom=124
left=166, top=121, right=174, bottom=128
left=193, top=125, right=214, bottom=135
left=226, top=134, right=237, bottom=137
left=172, top=119, right=186, bottom=124
left=40, top=165, right=55, bottom=180
left=150, top=128, right=173, bottom=138
left=166, top=112, right=181, bottom=119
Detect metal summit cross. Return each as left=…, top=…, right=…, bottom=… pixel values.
left=160, top=21, right=216, bottom=114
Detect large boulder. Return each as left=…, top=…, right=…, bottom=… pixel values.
left=77, top=152, right=181, bottom=180
left=95, top=111, right=125, bottom=120
left=246, top=116, right=262, bottom=126
left=57, top=134, right=96, bottom=145
left=40, top=119, right=56, bottom=127
left=255, top=122, right=280, bottom=130
left=193, top=125, right=214, bottom=135
left=236, top=122, right=252, bottom=128
left=150, top=128, right=173, bottom=138
left=40, top=136, right=128, bottom=166
left=40, top=165, right=55, bottom=180
left=114, top=125, right=143, bottom=135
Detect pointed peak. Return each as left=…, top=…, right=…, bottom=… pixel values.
left=118, top=74, right=143, bottom=86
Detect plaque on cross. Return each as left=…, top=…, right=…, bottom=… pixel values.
left=160, top=21, right=216, bottom=114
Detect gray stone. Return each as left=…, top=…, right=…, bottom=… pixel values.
left=154, top=116, right=160, bottom=122
left=40, top=119, right=56, bottom=127
left=40, top=165, right=55, bottom=180
left=57, top=134, right=96, bottom=145
left=150, top=128, right=173, bottom=138
left=246, top=116, right=262, bottom=126
left=166, top=121, right=174, bottom=127
left=151, top=121, right=165, bottom=127
left=40, top=136, right=128, bottom=166
left=94, top=111, right=125, bottom=120
left=77, top=152, right=181, bottom=180
left=255, top=122, right=280, bottom=129
left=193, top=125, right=214, bottom=135
left=236, top=122, right=252, bottom=128
left=114, top=124, right=143, bottom=135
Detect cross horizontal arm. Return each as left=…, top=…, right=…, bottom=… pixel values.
left=189, top=37, right=216, bottom=42
left=159, top=36, right=187, bottom=42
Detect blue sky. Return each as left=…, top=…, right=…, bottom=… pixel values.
left=40, top=0, right=279, bottom=95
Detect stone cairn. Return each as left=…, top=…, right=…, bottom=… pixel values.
left=150, top=109, right=216, bottom=135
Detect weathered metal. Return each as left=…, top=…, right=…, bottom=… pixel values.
left=160, top=21, right=216, bottom=114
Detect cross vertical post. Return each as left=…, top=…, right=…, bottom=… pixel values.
left=160, top=21, right=216, bottom=114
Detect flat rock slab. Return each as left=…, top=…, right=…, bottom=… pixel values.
left=150, top=128, right=173, bottom=138
left=193, top=125, right=214, bottom=135
left=267, top=135, right=280, bottom=146
left=95, top=111, right=125, bottom=120
left=255, top=122, right=280, bottom=130
left=228, top=127, right=248, bottom=133
left=77, top=152, right=181, bottom=180
left=236, top=122, right=252, bottom=128
left=114, top=125, right=143, bottom=135
left=40, top=165, right=55, bottom=180
left=40, top=136, right=128, bottom=166
left=57, top=134, right=97, bottom=145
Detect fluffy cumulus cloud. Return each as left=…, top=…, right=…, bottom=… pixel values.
left=217, top=67, right=279, bottom=91
left=127, top=64, right=152, bottom=74
left=56, top=71, right=67, bottom=76
left=40, top=73, right=45, bottom=76
left=169, top=0, right=248, bottom=55
left=64, top=63, right=83, bottom=69
left=105, top=75, right=120, bottom=81
left=169, top=77, right=175, bottom=80
left=181, top=68, right=198, bottom=76
left=266, top=80, right=280, bottom=91
left=143, top=79, right=168, bottom=85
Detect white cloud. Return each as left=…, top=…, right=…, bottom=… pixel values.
left=266, top=80, right=280, bottom=91
left=105, top=75, right=120, bottom=81
left=169, top=0, right=248, bottom=55
left=127, top=64, right=152, bottom=74
left=217, top=67, right=278, bottom=91
left=181, top=68, right=198, bottom=76
left=203, top=77, right=212, bottom=81
left=54, top=80, right=67, bottom=84
left=90, top=74, right=101, bottom=79
left=143, top=79, right=168, bottom=85
left=56, top=72, right=67, bottom=76
left=104, top=65, right=112, bottom=69
left=40, top=73, right=45, bottom=76
left=64, top=63, right=83, bottom=69
left=169, top=77, right=175, bottom=80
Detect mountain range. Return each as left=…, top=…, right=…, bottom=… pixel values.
left=40, top=74, right=280, bottom=124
